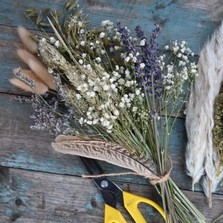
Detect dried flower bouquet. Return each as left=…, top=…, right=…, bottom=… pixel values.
left=10, top=1, right=205, bottom=222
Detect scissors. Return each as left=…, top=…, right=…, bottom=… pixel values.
left=80, top=157, right=166, bottom=223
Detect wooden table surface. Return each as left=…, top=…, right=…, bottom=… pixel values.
left=1, top=0, right=223, bottom=222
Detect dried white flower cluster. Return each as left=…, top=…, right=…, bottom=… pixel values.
left=162, top=41, right=198, bottom=95
left=73, top=66, right=145, bottom=133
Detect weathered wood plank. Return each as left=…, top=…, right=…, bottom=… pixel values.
left=0, top=93, right=219, bottom=194
left=0, top=0, right=221, bottom=56
left=0, top=93, right=186, bottom=185
left=1, top=0, right=223, bottom=222
left=0, top=26, right=26, bottom=94
left=0, top=167, right=222, bottom=223
left=1, top=0, right=223, bottom=93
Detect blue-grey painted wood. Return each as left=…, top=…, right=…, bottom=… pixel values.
left=1, top=0, right=223, bottom=222
left=0, top=0, right=220, bottom=54
left=0, top=93, right=214, bottom=193
left=1, top=0, right=221, bottom=93
left=0, top=167, right=222, bottom=222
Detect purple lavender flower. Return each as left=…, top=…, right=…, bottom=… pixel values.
left=117, top=22, right=163, bottom=97
left=30, top=94, right=72, bottom=135
left=116, top=21, right=136, bottom=53
left=135, top=25, right=163, bottom=97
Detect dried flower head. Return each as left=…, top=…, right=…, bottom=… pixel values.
left=17, top=49, right=56, bottom=90
left=17, top=26, right=38, bottom=53
left=10, top=68, right=48, bottom=94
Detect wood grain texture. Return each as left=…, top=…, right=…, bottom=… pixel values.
left=0, top=0, right=220, bottom=54
left=0, top=93, right=206, bottom=192
left=1, top=0, right=223, bottom=222
left=0, top=167, right=222, bottom=223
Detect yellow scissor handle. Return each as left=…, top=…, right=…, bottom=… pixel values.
left=123, top=191, right=166, bottom=223
left=104, top=204, right=127, bottom=223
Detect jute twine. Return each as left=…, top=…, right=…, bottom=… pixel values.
left=82, top=157, right=173, bottom=185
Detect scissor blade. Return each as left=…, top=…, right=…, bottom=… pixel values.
left=80, top=157, right=124, bottom=207
left=80, top=157, right=104, bottom=175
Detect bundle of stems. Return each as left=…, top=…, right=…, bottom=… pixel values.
left=11, top=1, right=205, bottom=222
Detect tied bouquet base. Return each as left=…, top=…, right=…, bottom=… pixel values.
left=10, top=1, right=205, bottom=222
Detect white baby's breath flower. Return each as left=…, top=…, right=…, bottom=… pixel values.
left=48, top=68, right=54, bottom=74
left=135, top=89, right=141, bottom=95
left=181, top=48, right=185, bottom=53
left=104, top=113, right=110, bottom=119
left=92, top=119, right=99, bottom=125
left=182, top=55, right=188, bottom=61
left=113, top=109, right=119, bottom=116
left=165, top=45, right=169, bottom=50
left=179, top=61, right=186, bottom=66
left=99, top=32, right=105, bottom=38
left=125, top=69, right=130, bottom=76
left=50, top=37, right=56, bottom=44
left=118, top=78, right=125, bottom=85
left=101, top=49, right=106, bottom=55
left=80, top=41, right=85, bottom=46
left=140, top=39, right=146, bottom=46
left=79, top=59, right=84, bottom=64
left=81, top=74, right=86, bottom=80
left=129, top=53, right=133, bottom=58
left=87, top=120, right=93, bottom=125
left=79, top=117, right=84, bottom=125
left=76, top=94, right=82, bottom=100
left=55, top=40, right=60, bottom=48
left=95, top=57, right=101, bottom=63
left=140, top=63, right=145, bottom=69
left=125, top=56, right=130, bottom=62
left=110, top=84, right=116, bottom=90
left=87, top=91, right=96, bottom=97
left=40, top=38, right=46, bottom=44
left=132, top=57, right=137, bottom=63
left=113, top=71, right=120, bottom=77
left=78, top=21, right=83, bottom=27
left=125, top=80, right=134, bottom=87
left=132, top=107, right=137, bottom=112
left=119, top=102, right=125, bottom=108
left=101, top=20, right=109, bottom=26
left=103, top=85, right=110, bottom=91
left=177, top=53, right=182, bottom=58
left=80, top=29, right=85, bottom=34
left=86, top=64, right=92, bottom=70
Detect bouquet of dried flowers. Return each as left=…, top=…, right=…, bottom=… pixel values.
left=10, top=1, right=205, bottom=222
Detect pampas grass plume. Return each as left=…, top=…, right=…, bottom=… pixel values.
left=186, top=21, right=223, bottom=206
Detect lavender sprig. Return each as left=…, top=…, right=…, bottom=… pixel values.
left=30, top=94, right=72, bottom=135
left=116, top=21, right=136, bottom=53
left=135, top=25, right=163, bottom=97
